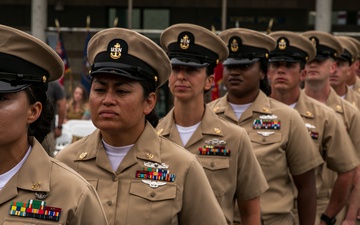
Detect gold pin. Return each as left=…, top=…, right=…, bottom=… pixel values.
left=263, top=107, right=269, bottom=112
left=336, top=105, right=341, bottom=110
left=180, top=35, right=190, bottom=49
left=32, top=182, right=41, bottom=190
left=156, top=128, right=163, bottom=135
left=278, top=39, right=286, bottom=50
left=146, top=153, right=154, bottom=159
left=110, top=43, right=122, bottom=59
left=154, top=76, right=158, bottom=82
left=213, top=106, right=219, bottom=112
left=42, top=76, right=47, bottom=83
left=79, top=152, right=88, bottom=159
left=306, top=111, right=312, bottom=117
left=214, top=128, right=221, bottom=134
left=230, top=38, right=239, bottom=52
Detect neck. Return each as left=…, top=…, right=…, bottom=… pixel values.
left=331, top=84, right=347, bottom=97
left=304, top=80, right=331, bottom=103
left=270, top=88, right=300, bottom=105
left=347, top=74, right=356, bottom=86
left=0, top=135, right=29, bottom=175
left=173, top=97, right=205, bottom=127
left=227, top=89, right=260, bottom=105
left=101, top=123, right=145, bottom=147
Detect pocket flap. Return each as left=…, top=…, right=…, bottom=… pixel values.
left=198, top=157, right=230, bottom=171
left=249, top=131, right=282, bottom=144
left=130, top=180, right=176, bottom=201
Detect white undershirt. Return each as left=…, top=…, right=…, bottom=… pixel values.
left=349, top=84, right=354, bottom=89
left=228, top=102, right=252, bottom=120
left=341, top=94, right=346, bottom=99
left=102, top=139, right=133, bottom=172
left=176, top=122, right=201, bottom=146
left=288, top=102, right=297, bottom=109
left=0, top=146, right=31, bottom=191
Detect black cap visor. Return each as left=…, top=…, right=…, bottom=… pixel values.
left=268, top=56, right=301, bottom=63
left=170, top=57, right=209, bottom=67
left=90, top=67, right=145, bottom=81
left=223, top=58, right=260, bottom=66
left=0, top=81, right=30, bottom=93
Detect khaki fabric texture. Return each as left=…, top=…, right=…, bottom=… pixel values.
left=56, top=122, right=227, bottom=225
left=156, top=105, right=268, bottom=225
left=0, top=138, right=108, bottom=225
left=208, top=91, right=323, bottom=222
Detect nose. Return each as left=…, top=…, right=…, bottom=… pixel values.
left=102, top=91, right=116, bottom=106
left=175, top=69, right=187, bottom=80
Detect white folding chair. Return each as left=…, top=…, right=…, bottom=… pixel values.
left=69, top=121, right=97, bottom=143
left=54, top=131, right=73, bottom=155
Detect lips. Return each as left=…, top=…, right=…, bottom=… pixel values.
left=275, top=77, right=287, bottom=83
left=174, top=84, right=190, bottom=91
left=227, top=77, right=243, bottom=84
left=99, top=109, right=118, bottom=117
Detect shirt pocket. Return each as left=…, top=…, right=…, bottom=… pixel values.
left=127, top=180, right=177, bottom=224
left=249, top=131, right=284, bottom=167
left=198, top=156, right=230, bottom=197
left=3, top=217, right=62, bottom=225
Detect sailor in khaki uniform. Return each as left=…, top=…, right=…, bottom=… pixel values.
left=302, top=31, right=360, bottom=225
left=330, top=36, right=360, bottom=109
left=267, top=31, right=358, bottom=225
left=346, top=36, right=360, bottom=91
left=0, top=25, right=108, bottom=225
left=208, top=28, right=323, bottom=225
left=156, top=24, right=268, bottom=225
left=56, top=27, right=227, bottom=225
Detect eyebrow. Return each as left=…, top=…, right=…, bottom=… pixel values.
left=93, top=78, right=134, bottom=87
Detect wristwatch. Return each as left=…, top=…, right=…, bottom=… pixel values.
left=320, top=213, right=336, bottom=225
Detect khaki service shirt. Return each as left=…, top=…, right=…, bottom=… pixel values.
left=156, top=106, right=268, bottom=224
left=325, top=88, right=360, bottom=158
left=295, top=90, right=358, bottom=196
left=56, top=122, right=227, bottom=225
left=350, top=76, right=360, bottom=94
left=345, top=87, right=360, bottom=110
left=208, top=91, right=323, bottom=219
left=0, top=138, right=108, bottom=225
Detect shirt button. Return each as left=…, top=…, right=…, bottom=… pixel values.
left=107, top=200, right=112, bottom=206
left=150, top=192, right=156, bottom=198
left=210, top=162, right=215, bottom=167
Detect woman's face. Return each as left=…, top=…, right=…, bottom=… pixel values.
left=168, top=65, right=213, bottom=102
left=73, top=87, right=84, bottom=102
left=89, top=74, right=155, bottom=135
left=0, top=91, right=40, bottom=146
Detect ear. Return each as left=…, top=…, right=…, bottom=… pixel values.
left=329, top=61, right=337, bottom=74
left=299, top=68, right=306, bottom=81
left=27, top=101, right=42, bottom=124
left=143, top=92, right=157, bottom=115
left=259, top=69, right=265, bottom=81
left=204, top=74, right=214, bottom=91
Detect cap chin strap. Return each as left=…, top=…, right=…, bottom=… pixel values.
left=0, top=71, right=47, bottom=86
